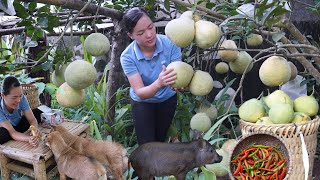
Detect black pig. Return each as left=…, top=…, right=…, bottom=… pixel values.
left=129, top=139, right=222, bottom=180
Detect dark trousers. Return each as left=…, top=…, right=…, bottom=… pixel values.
left=131, top=94, right=177, bottom=145
left=0, top=108, right=43, bottom=144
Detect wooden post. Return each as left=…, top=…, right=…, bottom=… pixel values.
left=0, top=153, right=10, bottom=180
left=33, top=158, right=47, bottom=180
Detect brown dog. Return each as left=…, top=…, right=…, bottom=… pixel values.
left=46, top=131, right=107, bottom=180
left=54, top=125, right=128, bottom=180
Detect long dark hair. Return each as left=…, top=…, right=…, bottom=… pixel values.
left=122, top=7, right=149, bottom=33
left=1, top=76, right=21, bottom=95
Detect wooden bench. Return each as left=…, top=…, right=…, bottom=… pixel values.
left=0, top=121, right=90, bottom=180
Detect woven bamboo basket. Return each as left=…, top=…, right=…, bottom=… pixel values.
left=240, top=116, right=320, bottom=180
left=21, top=84, right=40, bottom=110
left=229, top=132, right=292, bottom=180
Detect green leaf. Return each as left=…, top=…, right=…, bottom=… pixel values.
left=164, top=0, right=170, bottom=11
left=28, top=2, right=37, bottom=12
left=200, top=166, right=217, bottom=180
left=203, top=114, right=236, bottom=140
left=38, top=17, right=48, bottom=28
left=272, top=32, right=285, bottom=42
left=24, top=41, right=38, bottom=49
left=13, top=2, right=28, bottom=19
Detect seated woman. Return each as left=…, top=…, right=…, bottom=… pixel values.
left=0, top=76, right=42, bottom=146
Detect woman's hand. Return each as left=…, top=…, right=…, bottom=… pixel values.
left=29, top=126, right=42, bottom=146
left=28, top=135, right=40, bottom=147
left=157, top=65, right=177, bottom=87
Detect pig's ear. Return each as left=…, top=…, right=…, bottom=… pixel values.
left=190, top=129, right=203, bottom=140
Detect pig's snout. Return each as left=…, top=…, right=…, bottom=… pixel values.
left=215, top=154, right=223, bottom=163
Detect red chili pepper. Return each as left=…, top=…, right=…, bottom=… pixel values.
left=276, top=160, right=285, bottom=166
left=240, top=150, right=250, bottom=161
left=253, top=176, right=259, bottom=180
left=258, top=149, right=263, bottom=159
left=247, top=159, right=255, bottom=165
left=233, top=161, right=243, bottom=176
left=279, top=167, right=287, bottom=180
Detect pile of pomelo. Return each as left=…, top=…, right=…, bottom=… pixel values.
left=239, top=90, right=319, bottom=124
left=52, top=33, right=110, bottom=108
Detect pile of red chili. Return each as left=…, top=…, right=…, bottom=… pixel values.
left=231, top=144, right=287, bottom=180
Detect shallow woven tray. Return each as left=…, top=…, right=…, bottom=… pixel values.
left=229, top=132, right=292, bottom=180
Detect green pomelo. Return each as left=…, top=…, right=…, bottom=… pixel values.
left=269, top=103, right=294, bottom=124
left=256, top=116, right=273, bottom=125
left=264, top=90, right=293, bottom=108
left=205, top=149, right=229, bottom=177
left=189, top=70, right=214, bottom=96
left=217, top=40, right=239, bottom=62
left=288, top=61, right=298, bottom=81
left=52, top=64, right=68, bottom=87
left=221, top=139, right=237, bottom=154
left=292, top=112, right=311, bottom=124
left=293, top=95, right=319, bottom=116
left=195, top=20, right=221, bottom=49
left=246, top=33, right=263, bottom=46
left=197, top=103, right=218, bottom=121
left=64, top=60, right=97, bottom=90
left=259, top=56, right=291, bottom=87
left=215, top=62, right=229, bottom=74
left=229, top=51, right=253, bottom=74
left=165, top=18, right=195, bottom=48
left=84, top=33, right=110, bottom=56
left=190, top=113, right=212, bottom=132
left=239, top=98, right=266, bottom=123
left=180, top=10, right=201, bottom=22
left=167, top=61, right=194, bottom=88
left=56, top=82, right=85, bottom=108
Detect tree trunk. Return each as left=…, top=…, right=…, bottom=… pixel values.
left=105, top=20, right=129, bottom=126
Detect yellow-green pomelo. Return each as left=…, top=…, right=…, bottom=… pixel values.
left=269, top=103, right=294, bottom=124
left=56, top=82, right=85, bottom=108
left=167, top=61, right=194, bottom=88
left=288, top=61, right=298, bottom=81
left=221, top=139, right=237, bottom=154
left=195, top=20, right=221, bottom=49
left=293, top=95, right=319, bottom=116
left=190, top=113, right=212, bottom=132
left=229, top=51, right=253, bottom=74
left=292, top=112, right=311, bottom=124
left=180, top=10, right=201, bottom=22
left=259, top=56, right=291, bottom=87
left=64, top=60, right=97, bottom=90
left=246, top=33, right=263, bottom=46
left=264, top=90, right=293, bottom=108
left=239, top=98, right=266, bottom=123
left=218, top=40, right=239, bottom=62
left=84, top=33, right=110, bottom=56
left=189, top=70, right=214, bottom=96
left=215, top=62, right=229, bottom=74
left=165, top=18, right=195, bottom=48
left=256, top=116, right=273, bottom=125
left=52, top=64, right=68, bottom=87
left=205, top=149, right=229, bottom=177
left=197, top=103, right=218, bottom=121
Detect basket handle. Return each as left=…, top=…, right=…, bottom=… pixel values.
left=300, top=132, right=309, bottom=180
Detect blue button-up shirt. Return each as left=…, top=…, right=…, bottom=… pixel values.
left=0, top=95, right=30, bottom=126
left=121, top=34, right=182, bottom=103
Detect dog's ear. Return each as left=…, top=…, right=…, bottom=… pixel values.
left=190, top=129, right=203, bottom=140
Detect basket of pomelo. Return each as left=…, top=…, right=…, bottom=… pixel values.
left=238, top=90, right=319, bottom=180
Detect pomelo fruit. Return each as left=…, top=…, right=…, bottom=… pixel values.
left=205, top=149, right=229, bottom=177
left=165, top=18, right=195, bottom=48
left=64, top=60, right=97, bottom=90
left=221, top=139, right=237, bottom=154
left=215, top=62, right=229, bottom=74
left=246, top=33, right=263, bottom=46
left=167, top=61, right=194, bottom=88
left=229, top=51, right=253, bottom=74
left=52, top=63, right=68, bottom=87
left=256, top=116, right=273, bottom=125
left=269, top=103, right=294, bottom=124
left=190, top=113, right=212, bottom=132
left=288, top=61, right=298, bottom=80
left=239, top=98, right=266, bottom=123
left=218, top=40, right=239, bottom=62
left=197, top=103, right=218, bottom=121
left=56, top=82, right=86, bottom=108
left=293, top=95, right=319, bottom=116
left=84, top=33, right=110, bottom=56
left=195, top=20, right=221, bottom=49
left=189, top=70, right=214, bottom=96
left=264, top=90, right=293, bottom=108
left=180, top=10, right=201, bottom=22
left=259, top=56, right=291, bottom=87
left=292, top=112, right=311, bottom=124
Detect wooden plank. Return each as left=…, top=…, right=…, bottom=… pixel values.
left=33, top=159, right=47, bottom=180
left=6, top=162, right=34, bottom=178
left=0, top=153, right=10, bottom=180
